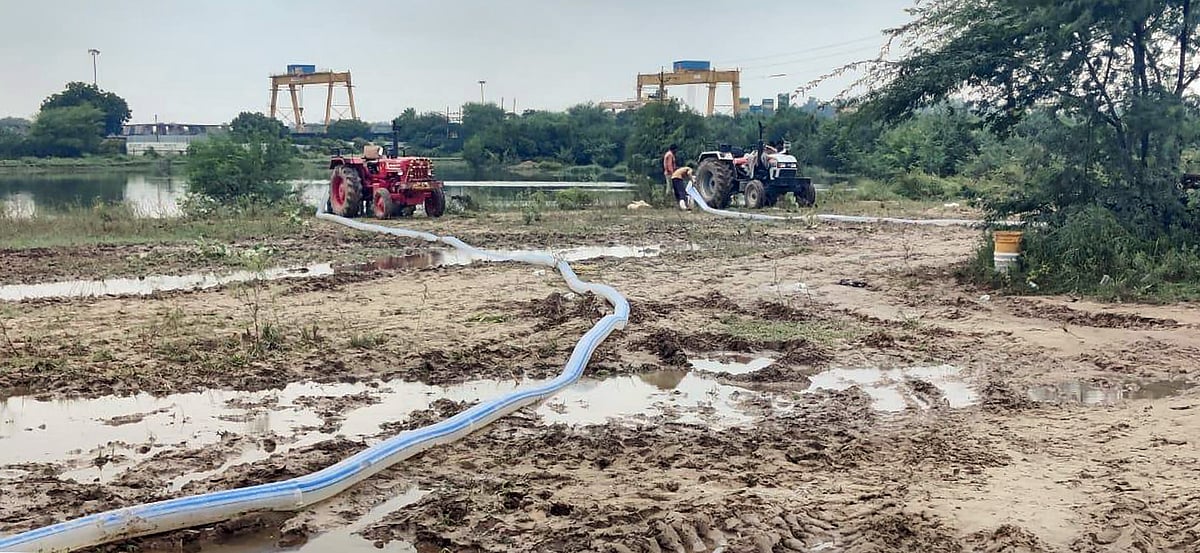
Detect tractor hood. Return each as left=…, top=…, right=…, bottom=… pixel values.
left=769, top=153, right=798, bottom=164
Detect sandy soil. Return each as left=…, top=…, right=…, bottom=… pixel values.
left=2, top=209, right=1199, bottom=552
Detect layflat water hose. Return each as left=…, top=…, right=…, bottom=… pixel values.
left=685, top=183, right=988, bottom=227
left=0, top=208, right=629, bottom=553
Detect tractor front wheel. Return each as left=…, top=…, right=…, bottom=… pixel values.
left=425, top=188, right=446, bottom=218
left=745, top=180, right=767, bottom=209
left=373, top=188, right=396, bottom=219
left=329, top=166, right=363, bottom=217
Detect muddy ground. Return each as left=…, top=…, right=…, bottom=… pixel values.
left=2, top=208, right=1200, bottom=552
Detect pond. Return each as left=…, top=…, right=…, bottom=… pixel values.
left=0, top=173, right=634, bottom=218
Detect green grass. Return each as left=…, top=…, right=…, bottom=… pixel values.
left=815, top=181, right=968, bottom=217
left=0, top=155, right=174, bottom=173
left=0, top=203, right=306, bottom=249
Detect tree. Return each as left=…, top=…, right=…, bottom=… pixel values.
left=186, top=135, right=297, bottom=204
left=0, top=117, right=30, bottom=135
left=326, top=118, right=372, bottom=141
left=28, top=105, right=105, bottom=157
left=856, top=0, right=1200, bottom=223
left=626, top=100, right=707, bottom=180
left=41, top=82, right=131, bottom=136
left=855, top=0, right=1200, bottom=296
left=230, top=112, right=287, bottom=140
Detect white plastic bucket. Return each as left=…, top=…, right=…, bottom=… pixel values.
left=993, top=252, right=1020, bottom=273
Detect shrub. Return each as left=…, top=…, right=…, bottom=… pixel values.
left=888, top=171, right=958, bottom=200
left=185, top=135, right=297, bottom=204
left=967, top=204, right=1200, bottom=301
left=555, top=188, right=598, bottom=210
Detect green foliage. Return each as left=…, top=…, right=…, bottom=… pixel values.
left=40, top=82, right=131, bottom=136
left=522, top=191, right=547, bottom=224
left=625, top=100, right=708, bottom=180
left=861, top=0, right=1200, bottom=299
left=28, top=105, right=105, bottom=157
left=972, top=206, right=1200, bottom=301
left=185, top=135, right=297, bottom=205
left=888, top=171, right=960, bottom=200
left=555, top=188, right=598, bottom=210
left=392, top=108, right=458, bottom=154
left=0, top=117, right=30, bottom=134
left=326, top=118, right=372, bottom=141
left=230, top=112, right=287, bottom=140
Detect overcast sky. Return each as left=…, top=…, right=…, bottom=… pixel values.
left=0, top=0, right=913, bottom=124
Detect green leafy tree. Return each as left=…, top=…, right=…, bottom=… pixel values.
left=856, top=0, right=1200, bottom=297
left=326, top=118, right=372, bottom=141
left=40, top=82, right=130, bottom=136
left=857, top=0, right=1200, bottom=223
left=230, top=112, right=288, bottom=140
left=186, top=135, right=297, bottom=203
left=28, top=105, right=105, bottom=157
left=0, top=117, right=30, bottom=135
left=626, top=100, right=708, bottom=180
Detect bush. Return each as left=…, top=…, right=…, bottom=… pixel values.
left=555, top=188, right=598, bottom=210
left=888, top=171, right=959, bottom=200
left=967, top=205, right=1200, bottom=301
left=632, top=175, right=673, bottom=208
left=186, top=135, right=297, bottom=204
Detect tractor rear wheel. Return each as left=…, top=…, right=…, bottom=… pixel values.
left=329, top=166, right=363, bottom=217
left=795, top=180, right=817, bottom=207
left=695, top=158, right=735, bottom=209
left=745, top=180, right=767, bottom=209
left=425, top=188, right=446, bottom=218
left=372, top=188, right=396, bottom=219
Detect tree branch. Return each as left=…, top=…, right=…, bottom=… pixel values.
left=1178, top=0, right=1192, bottom=94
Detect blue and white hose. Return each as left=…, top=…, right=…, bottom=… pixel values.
left=0, top=208, right=629, bottom=553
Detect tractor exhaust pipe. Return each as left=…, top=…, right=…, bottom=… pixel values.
left=391, top=120, right=401, bottom=158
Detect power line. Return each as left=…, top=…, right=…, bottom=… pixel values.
left=713, top=34, right=884, bottom=65
left=739, top=44, right=884, bottom=71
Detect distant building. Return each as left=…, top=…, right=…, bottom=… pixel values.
left=121, top=123, right=228, bottom=155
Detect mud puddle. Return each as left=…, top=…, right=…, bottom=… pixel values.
left=687, top=354, right=978, bottom=413
left=1027, top=379, right=1193, bottom=405
left=0, top=245, right=664, bottom=301
left=806, top=365, right=977, bottom=411
left=688, top=352, right=777, bottom=375
left=192, top=488, right=427, bottom=553
left=1, top=371, right=760, bottom=485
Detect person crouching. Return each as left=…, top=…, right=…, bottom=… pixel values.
left=670, top=166, right=694, bottom=211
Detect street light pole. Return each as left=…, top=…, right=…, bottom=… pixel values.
left=88, top=49, right=101, bottom=87
left=477, top=80, right=486, bottom=104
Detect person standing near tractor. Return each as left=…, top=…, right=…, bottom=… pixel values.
left=670, top=166, right=694, bottom=210
left=662, top=144, right=678, bottom=199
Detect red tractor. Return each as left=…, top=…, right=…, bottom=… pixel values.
left=327, top=135, right=446, bottom=219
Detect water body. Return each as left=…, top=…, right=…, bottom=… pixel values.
left=0, top=172, right=633, bottom=218
left=0, top=246, right=665, bottom=301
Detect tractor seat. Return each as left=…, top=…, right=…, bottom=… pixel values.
left=363, top=144, right=383, bottom=160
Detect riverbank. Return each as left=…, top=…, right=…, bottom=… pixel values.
left=0, top=155, right=176, bottom=173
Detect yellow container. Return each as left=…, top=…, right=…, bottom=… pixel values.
left=993, top=230, right=1023, bottom=273
left=993, top=231, right=1023, bottom=254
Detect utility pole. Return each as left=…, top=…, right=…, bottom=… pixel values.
left=88, top=49, right=101, bottom=87
left=477, top=80, right=487, bottom=104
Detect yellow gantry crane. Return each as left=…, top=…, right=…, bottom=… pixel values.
left=636, top=61, right=741, bottom=116
left=269, top=66, right=357, bottom=132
